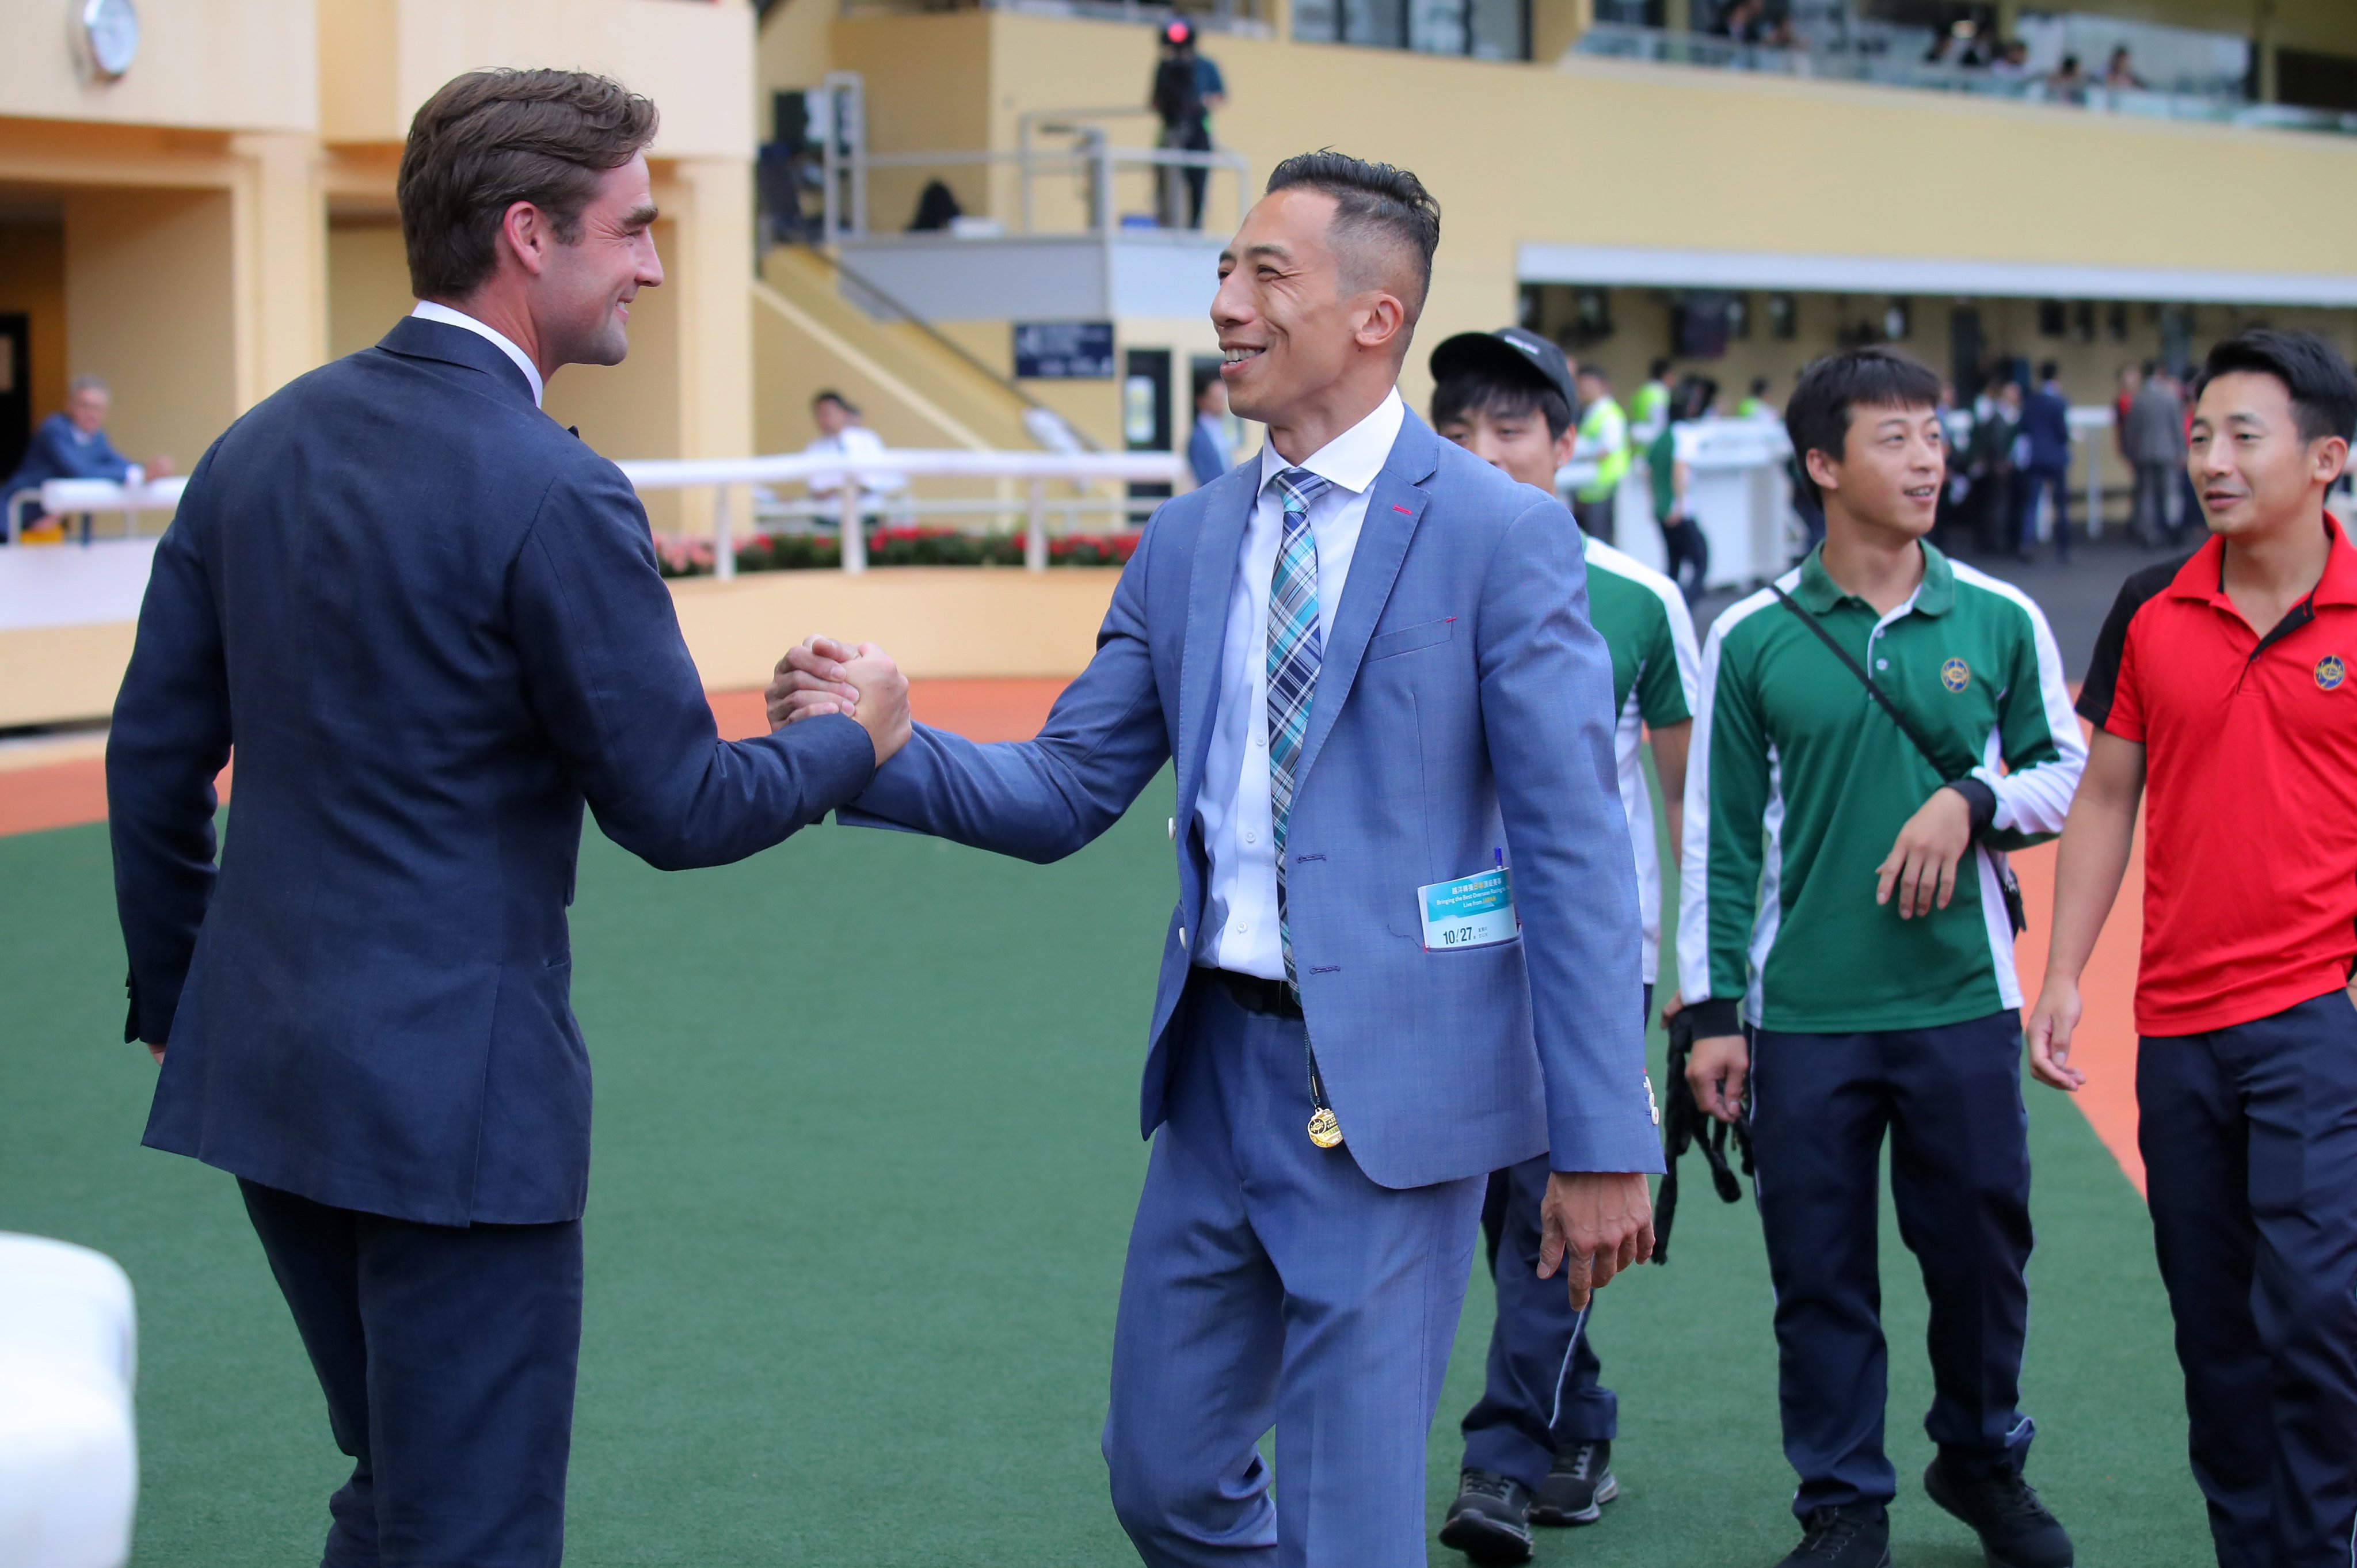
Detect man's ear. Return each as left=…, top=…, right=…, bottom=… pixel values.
left=497, top=200, right=554, bottom=279
left=1351, top=291, right=1408, bottom=355
left=1804, top=445, right=1842, bottom=497
left=1552, top=425, right=1580, bottom=469
left=2312, top=433, right=2350, bottom=486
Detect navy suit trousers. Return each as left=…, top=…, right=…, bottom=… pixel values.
left=2139, top=988, right=2357, bottom=1568
left=240, top=1179, right=583, bottom=1567
left=1103, top=974, right=1483, bottom=1568
left=1457, top=985, right=1648, bottom=1493
left=1750, top=1012, right=2036, bottom=1517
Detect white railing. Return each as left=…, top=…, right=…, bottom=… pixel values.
left=618, top=450, right=1186, bottom=577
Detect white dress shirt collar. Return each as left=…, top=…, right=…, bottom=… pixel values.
left=1255, top=389, right=1405, bottom=497
left=409, top=301, right=545, bottom=408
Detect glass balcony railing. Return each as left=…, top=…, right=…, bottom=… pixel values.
left=1570, top=22, right=2357, bottom=140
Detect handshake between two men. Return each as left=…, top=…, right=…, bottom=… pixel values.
left=771, top=635, right=913, bottom=763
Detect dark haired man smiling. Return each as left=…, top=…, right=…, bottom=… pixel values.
left=772, top=151, right=1658, bottom=1567
left=1681, top=347, right=2082, bottom=1568
left=107, top=69, right=905, bottom=1565
left=2030, top=329, right=2357, bottom=1568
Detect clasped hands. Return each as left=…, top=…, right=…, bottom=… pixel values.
left=767, top=635, right=913, bottom=767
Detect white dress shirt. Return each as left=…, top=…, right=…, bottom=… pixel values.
left=803, top=425, right=908, bottom=500
left=1194, top=388, right=1406, bottom=980
left=409, top=301, right=544, bottom=407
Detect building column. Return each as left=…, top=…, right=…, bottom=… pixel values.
left=230, top=133, right=328, bottom=411
left=671, top=156, right=757, bottom=545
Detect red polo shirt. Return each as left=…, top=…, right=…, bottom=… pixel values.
left=2078, top=513, right=2357, bottom=1036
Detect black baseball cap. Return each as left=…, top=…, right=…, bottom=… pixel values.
left=1427, top=327, right=1577, bottom=413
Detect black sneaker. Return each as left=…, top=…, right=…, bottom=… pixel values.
left=1438, top=1470, right=1534, bottom=1565
left=1924, top=1456, right=2074, bottom=1567
left=1530, top=1439, right=1618, bottom=1526
left=1774, top=1504, right=1891, bottom=1567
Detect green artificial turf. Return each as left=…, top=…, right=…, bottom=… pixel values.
left=0, top=777, right=2210, bottom=1566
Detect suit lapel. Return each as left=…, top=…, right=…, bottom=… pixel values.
left=1174, top=465, right=1256, bottom=817
left=1293, top=414, right=1440, bottom=790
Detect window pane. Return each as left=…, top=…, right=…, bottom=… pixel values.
left=1292, top=0, right=1339, bottom=40
left=1409, top=0, right=1465, bottom=55
left=1466, top=0, right=1523, bottom=58
left=1343, top=0, right=1404, bottom=49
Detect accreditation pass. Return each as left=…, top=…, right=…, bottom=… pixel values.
left=1418, top=865, right=1518, bottom=951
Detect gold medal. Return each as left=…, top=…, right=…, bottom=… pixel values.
left=1307, top=1106, right=1345, bottom=1148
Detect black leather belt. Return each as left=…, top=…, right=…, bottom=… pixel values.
left=1205, top=968, right=1304, bottom=1019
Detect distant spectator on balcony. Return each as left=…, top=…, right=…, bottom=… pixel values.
left=1187, top=370, right=1235, bottom=487
left=804, top=391, right=905, bottom=515
left=4, top=376, right=173, bottom=541
left=1990, top=40, right=2032, bottom=81
left=2047, top=54, right=2091, bottom=106
left=1926, top=20, right=1984, bottom=68
left=1149, top=20, right=1224, bottom=230
left=2104, top=46, right=2147, bottom=92
left=2125, top=361, right=2188, bottom=548
left=1713, top=0, right=1770, bottom=47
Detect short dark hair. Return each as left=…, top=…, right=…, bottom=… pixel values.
left=2195, top=329, right=2357, bottom=444
left=812, top=389, right=856, bottom=413
left=1264, top=151, right=1440, bottom=317
left=2038, top=360, right=2059, bottom=382
left=398, top=69, right=658, bottom=301
left=1650, top=357, right=1673, bottom=379
left=1430, top=371, right=1572, bottom=442
left=1784, top=347, right=1943, bottom=505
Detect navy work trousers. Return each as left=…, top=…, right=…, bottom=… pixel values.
left=1457, top=985, right=1647, bottom=1493
left=2139, top=988, right=2357, bottom=1568
left=1750, top=1011, right=2036, bottom=1517
left=239, top=1179, right=584, bottom=1567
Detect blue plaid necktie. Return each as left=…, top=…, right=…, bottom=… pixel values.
left=1266, top=466, right=1330, bottom=991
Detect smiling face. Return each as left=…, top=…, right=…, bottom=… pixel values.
left=1210, top=187, right=1411, bottom=444
left=2188, top=370, right=2348, bottom=541
left=1808, top=401, right=1945, bottom=543
left=535, top=151, right=663, bottom=369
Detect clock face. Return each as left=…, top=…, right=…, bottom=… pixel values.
left=81, top=0, right=139, bottom=79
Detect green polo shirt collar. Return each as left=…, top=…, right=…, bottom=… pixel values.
left=1791, top=540, right=1956, bottom=618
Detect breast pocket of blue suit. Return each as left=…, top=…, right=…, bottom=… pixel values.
left=1365, top=618, right=1455, bottom=663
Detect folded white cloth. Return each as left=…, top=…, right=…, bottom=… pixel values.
left=0, top=1234, right=138, bottom=1568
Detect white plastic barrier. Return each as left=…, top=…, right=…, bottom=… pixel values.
left=1565, top=416, right=1795, bottom=589
left=0, top=1235, right=138, bottom=1568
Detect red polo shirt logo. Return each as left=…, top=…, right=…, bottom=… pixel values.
left=2077, top=513, right=2357, bottom=1036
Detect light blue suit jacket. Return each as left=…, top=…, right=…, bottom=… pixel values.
left=844, top=410, right=1662, bottom=1189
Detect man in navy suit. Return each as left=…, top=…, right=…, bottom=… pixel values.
left=771, top=152, right=1661, bottom=1567
left=106, top=70, right=909, bottom=1566
left=2015, top=363, right=2074, bottom=561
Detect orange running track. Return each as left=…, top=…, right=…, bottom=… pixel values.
left=0, top=679, right=2149, bottom=1193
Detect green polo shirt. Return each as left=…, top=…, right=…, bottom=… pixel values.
left=1678, top=543, right=2085, bottom=1034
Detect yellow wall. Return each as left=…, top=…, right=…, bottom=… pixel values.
left=0, top=0, right=317, bottom=134
left=320, top=0, right=758, bottom=159
left=65, top=187, right=238, bottom=471
left=328, top=219, right=412, bottom=359
left=0, top=223, right=67, bottom=433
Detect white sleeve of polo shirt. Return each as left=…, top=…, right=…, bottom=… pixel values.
left=1971, top=582, right=2086, bottom=836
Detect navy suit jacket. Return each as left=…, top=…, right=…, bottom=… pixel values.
left=2022, top=387, right=2073, bottom=472
left=845, top=411, right=1663, bottom=1189
left=108, top=317, right=878, bottom=1226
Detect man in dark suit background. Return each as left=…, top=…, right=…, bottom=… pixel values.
left=2014, top=361, right=2074, bottom=562
left=106, top=68, right=910, bottom=1565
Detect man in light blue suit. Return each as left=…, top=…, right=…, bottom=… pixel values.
left=772, top=152, right=1661, bottom=1567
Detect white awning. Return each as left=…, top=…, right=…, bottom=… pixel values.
left=1516, top=242, right=2357, bottom=307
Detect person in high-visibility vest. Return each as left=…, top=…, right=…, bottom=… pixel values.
left=1571, top=366, right=1630, bottom=541
left=1631, top=357, right=1674, bottom=446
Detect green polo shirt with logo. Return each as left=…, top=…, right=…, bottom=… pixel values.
left=1678, top=543, right=2085, bottom=1035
